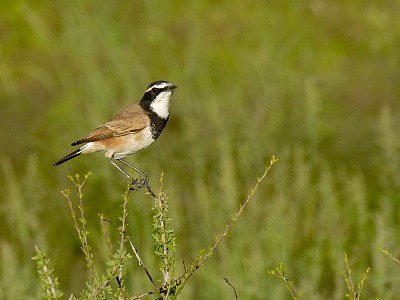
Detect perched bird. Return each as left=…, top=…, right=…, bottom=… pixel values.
left=54, top=80, right=177, bottom=187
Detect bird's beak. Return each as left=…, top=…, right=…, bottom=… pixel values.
left=170, top=85, right=177, bottom=90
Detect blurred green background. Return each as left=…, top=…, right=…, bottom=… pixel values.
left=1, top=0, right=400, bottom=299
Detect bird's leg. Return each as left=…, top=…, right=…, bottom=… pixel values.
left=117, top=158, right=147, bottom=177
left=116, top=158, right=149, bottom=190
left=107, top=158, right=132, bottom=180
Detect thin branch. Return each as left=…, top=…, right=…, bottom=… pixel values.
left=268, top=263, right=304, bottom=300
left=156, top=184, right=172, bottom=284
left=87, top=253, right=128, bottom=299
left=379, top=246, right=400, bottom=265
left=129, top=290, right=157, bottom=300
left=126, top=236, right=158, bottom=288
left=182, top=156, right=278, bottom=282
left=99, top=213, right=113, bottom=257
left=146, top=185, right=157, bottom=198
left=117, top=191, right=129, bottom=290
left=224, top=277, right=239, bottom=300
left=34, top=246, right=60, bottom=298
left=63, top=173, right=96, bottom=280
left=99, top=215, right=158, bottom=290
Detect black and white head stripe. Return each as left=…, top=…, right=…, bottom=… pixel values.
left=145, top=81, right=177, bottom=93
left=141, top=81, right=177, bottom=119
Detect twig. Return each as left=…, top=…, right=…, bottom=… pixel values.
left=146, top=185, right=157, bottom=198
left=224, top=277, right=239, bottom=300
left=182, top=156, right=278, bottom=282
left=62, top=173, right=96, bottom=280
left=99, top=213, right=113, bottom=257
left=268, top=262, right=304, bottom=299
left=149, top=172, right=175, bottom=288
left=343, top=254, right=370, bottom=300
left=126, top=236, right=158, bottom=288
left=156, top=186, right=172, bottom=284
left=117, top=191, right=129, bottom=290
left=379, top=246, right=400, bottom=265
left=129, top=290, right=157, bottom=300
left=34, top=246, right=60, bottom=298
left=99, top=215, right=158, bottom=289
left=344, top=254, right=355, bottom=298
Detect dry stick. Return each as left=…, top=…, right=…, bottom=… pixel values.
left=126, top=236, right=158, bottom=288
left=180, top=156, right=278, bottom=283
left=125, top=178, right=160, bottom=288
left=98, top=221, right=160, bottom=298
left=223, top=277, right=239, bottom=300
left=127, top=178, right=171, bottom=297
left=135, top=175, right=170, bottom=284
left=100, top=215, right=158, bottom=289
left=146, top=184, right=157, bottom=198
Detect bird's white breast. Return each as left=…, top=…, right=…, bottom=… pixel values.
left=112, top=126, right=155, bottom=159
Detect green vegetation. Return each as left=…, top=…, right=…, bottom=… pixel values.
left=1, top=1, right=400, bottom=299
left=32, top=159, right=274, bottom=299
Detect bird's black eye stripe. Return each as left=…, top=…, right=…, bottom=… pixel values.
left=152, top=87, right=160, bottom=93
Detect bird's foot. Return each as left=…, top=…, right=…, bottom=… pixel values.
left=129, top=175, right=149, bottom=191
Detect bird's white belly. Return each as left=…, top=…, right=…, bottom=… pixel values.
left=113, top=127, right=155, bottom=159
left=80, top=127, right=156, bottom=159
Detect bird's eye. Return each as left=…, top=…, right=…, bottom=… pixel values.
left=152, top=88, right=160, bottom=93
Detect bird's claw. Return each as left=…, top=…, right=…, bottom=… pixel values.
left=129, top=175, right=149, bottom=191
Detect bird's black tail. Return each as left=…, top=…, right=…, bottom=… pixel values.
left=54, top=149, right=82, bottom=166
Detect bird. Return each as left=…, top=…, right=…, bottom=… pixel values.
left=54, top=80, right=177, bottom=188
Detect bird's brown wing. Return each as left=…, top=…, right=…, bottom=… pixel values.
left=71, top=103, right=149, bottom=146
